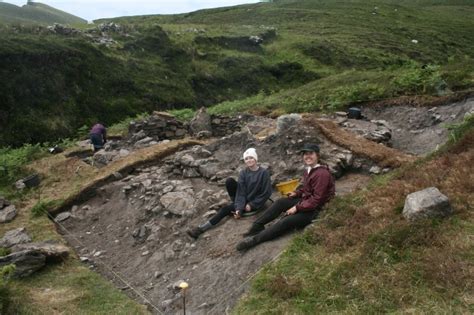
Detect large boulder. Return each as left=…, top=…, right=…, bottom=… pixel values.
left=402, top=187, right=452, bottom=222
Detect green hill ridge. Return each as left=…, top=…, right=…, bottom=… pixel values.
left=0, top=1, right=86, bottom=25
left=0, top=0, right=473, bottom=147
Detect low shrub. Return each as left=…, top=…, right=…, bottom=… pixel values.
left=0, top=264, right=16, bottom=313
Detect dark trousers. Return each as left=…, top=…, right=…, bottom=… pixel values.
left=90, top=133, right=104, bottom=151
left=253, top=198, right=318, bottom=243
left=209, top=178, right=237, bottom=225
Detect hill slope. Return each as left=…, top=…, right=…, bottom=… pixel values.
left=0, top=2, right=86, bottom=25
left=0, top=0, right=473, bottom=147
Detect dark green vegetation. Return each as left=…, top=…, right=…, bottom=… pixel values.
left=0, top=2, right=86, bottom=25
left=1, top=0, right=473, bottom=147
left=234, top=113, right=474, bottom=314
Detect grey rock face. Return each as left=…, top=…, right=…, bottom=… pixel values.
left=0, top=250, right=46, bottom=277
left=12, top=241, right=70, bottom=260
left=160, top=192, right=196, bottom=217
left=0, top=227, right=31, bottom=248
left=403, top=187, right=452, bottom=222
left=276, top=114, right=302, bottom=134
left=0, top=196, right=10, bottom=209
left=0, top=205, right=17, bottom=223
left=189, top=107, right=212, bottom=136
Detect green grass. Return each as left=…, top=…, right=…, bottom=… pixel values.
left=234, top=114, right=474, bottom=314
left=5, top=261, right=148, bottom=314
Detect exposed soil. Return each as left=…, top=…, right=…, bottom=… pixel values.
left=362, top=97, right=474, bottom=155
left=56, top=97, right=473, bottom=314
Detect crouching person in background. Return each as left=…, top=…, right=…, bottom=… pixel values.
left=90, top=123, right=107, bottom=152
left=187, top=148, right=272, bottom=239
left=237, top=143, right=335, bottom=251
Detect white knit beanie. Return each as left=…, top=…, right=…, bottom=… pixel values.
left=243, top=148, right=258, bottom=161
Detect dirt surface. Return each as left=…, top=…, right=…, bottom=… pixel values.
left=56, top=97, right=473, bottom=314
left=362, top=97, right=474, bottom=155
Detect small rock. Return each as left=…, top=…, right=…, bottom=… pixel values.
left=369, top=166, right=381, bottom=174
left=54, top=212, right=71, bottom=222
left=15, top=180, right=26, bottom=190
left=0, top=205, right=17, bottom=223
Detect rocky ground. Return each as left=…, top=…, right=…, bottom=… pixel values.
left=54, top=97, right=473, bottom=314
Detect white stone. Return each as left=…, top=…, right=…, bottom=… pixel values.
left=403, top=187, right=452, bottom=222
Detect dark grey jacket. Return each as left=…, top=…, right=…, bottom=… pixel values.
left=234, top=167, right=272, bottom=211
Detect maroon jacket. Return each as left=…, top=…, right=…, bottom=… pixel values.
left=293, top=165, right=335, bottom=212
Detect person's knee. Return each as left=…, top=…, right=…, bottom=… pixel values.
left=225, top=177, right=237, bottom=186
left=275, top=198, right=292, bottom=208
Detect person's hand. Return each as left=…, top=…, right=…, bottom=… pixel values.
left=245, top=204, right=252, bottom=212
left=232, top=210, right=241, bottom=219
left=287, top=191, right=297, bottom=198
left=285, top=206, right=297, bottom=216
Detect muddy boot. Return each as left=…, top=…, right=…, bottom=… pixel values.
left=187, top=221, right=212, bottom=239
left=243, top=223, right=264, bottom=237
left=187, top=226, right=203, bottom=239
left=236, top=236, right=258, bottom=251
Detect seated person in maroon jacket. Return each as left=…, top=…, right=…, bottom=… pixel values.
left=237, top=143, right=335, bottom=251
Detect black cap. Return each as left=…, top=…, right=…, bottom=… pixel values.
left=300, top=143, right=320, bottom=153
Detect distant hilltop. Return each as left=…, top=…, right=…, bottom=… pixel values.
left=0, top=1, right=87, bottom=25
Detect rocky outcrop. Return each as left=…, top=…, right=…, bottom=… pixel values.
left=402, top=187, right=452, bottom=221
left=0, top=250, right=46, bottom=277
left=0, top=228, right=70, bottom=277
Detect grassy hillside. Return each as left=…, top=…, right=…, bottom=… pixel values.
left=1, top=0, right=473, bottom=147
left=0, top=2, right=86, bottom=25
left=234, top=114, right=474, bottom=314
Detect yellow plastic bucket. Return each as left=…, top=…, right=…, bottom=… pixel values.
left=275, top=179, right=299, bottom=196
